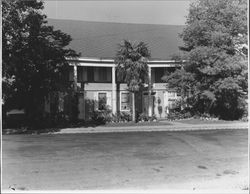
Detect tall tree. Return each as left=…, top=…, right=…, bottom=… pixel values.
left=162, top=0, right=248, bottom=120
left=2, top=0, right=78, bottom=128
left=115, top=40, right=150, bottom=121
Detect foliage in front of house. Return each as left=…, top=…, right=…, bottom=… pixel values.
left=2, top=0, right=78, bottom=129
left=89, top=104, right=158, bottom=125
left=92, top=110, right=133, bottom=124
left=162, top=0, right=248, bottom=120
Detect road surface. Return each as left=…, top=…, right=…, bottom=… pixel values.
left=2, top=129, right=248, bottom=191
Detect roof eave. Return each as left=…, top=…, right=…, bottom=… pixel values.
left=66, top=56, right=186, bottom=64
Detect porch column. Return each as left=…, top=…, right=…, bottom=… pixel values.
left=148, top=66, right=152, bottom=117
left=112, top=66, right=117, bottom=114
left=73, top=64, right=77, bottom=91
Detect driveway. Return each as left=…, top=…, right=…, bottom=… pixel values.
left=2, top=129, right=248, bottom=191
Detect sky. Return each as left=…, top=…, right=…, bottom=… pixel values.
left=43, top=0, right=191, bottom=25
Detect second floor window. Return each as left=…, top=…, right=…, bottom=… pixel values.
left=94, top=67, right=111, bottom=82
left=154, top=67, right=165, bottom=83
left=69, top=66, right=112, bottom=83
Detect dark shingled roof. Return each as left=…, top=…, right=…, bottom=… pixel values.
left=47, top=19, right=185, bottom=60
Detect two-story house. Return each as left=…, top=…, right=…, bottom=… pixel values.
left=45, top=19, right=185, bottom=120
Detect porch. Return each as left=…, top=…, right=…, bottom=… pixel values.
left=63, top=57, right=182, bottom=120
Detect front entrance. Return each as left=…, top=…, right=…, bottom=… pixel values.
left=134, top=91, right=143, bottom=117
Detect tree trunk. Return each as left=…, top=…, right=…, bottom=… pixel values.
left=132, top=92, right=136, bottom=122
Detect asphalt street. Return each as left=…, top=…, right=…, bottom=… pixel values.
left=2, top=129, right=248, bottom=191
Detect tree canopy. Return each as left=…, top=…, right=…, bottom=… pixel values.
left=162, top=0, right=248, bottom=120
left=115, top=40, right=150, bottom=91
left=2, top=0, right=78, bottom=127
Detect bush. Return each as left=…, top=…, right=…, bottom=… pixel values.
left=138, top=113, right=149, bottom=122
left=167, top=108, right=193, bottom=120
left=110, top=112, right=132, bottom=123
left=91, top=111, right=106, bottom=124
left=91, top=105, right=112, bottom=124
left=241, top=116, right=248, bottom=122
left=150, top=114, right=157, bottom=121
left=137, top=113, right=157, bottom=122
left=120, top=111, right=132, bottom=122
left=5, top=113, right=26, bottom=129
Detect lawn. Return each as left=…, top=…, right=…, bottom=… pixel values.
left=174, top=118, right=244, bottom=125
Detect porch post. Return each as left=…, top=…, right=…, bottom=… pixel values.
left=148, top=66, right=152, bottom=117
left=112, top=66, right=117, bottom=114
left=73, top=64, right=77, bottom=91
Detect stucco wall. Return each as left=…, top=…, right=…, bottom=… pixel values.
left=76, top=82, right=177, bottom=120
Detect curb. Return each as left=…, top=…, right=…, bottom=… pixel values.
left=53, top=124, right=248, bottom=134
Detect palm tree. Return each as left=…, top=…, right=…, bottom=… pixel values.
left=115, top=40, right=150, bottom=121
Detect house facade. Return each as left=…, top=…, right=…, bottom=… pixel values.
left=61, top=57, right=182, bottom=120
left=43, top=19, right=185, bottom=120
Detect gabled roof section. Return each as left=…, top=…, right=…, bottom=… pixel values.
left=48, top=19, right=185, bottom=60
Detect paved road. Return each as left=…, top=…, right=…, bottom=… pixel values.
left=2, top=129, right=248, bottom=191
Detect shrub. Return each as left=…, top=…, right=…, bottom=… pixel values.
left=91, top=111, right=106, bottom=124
left=167, top=108, right=193, bottom=120
left=110, top=112, right=132, bottom=123
left=91, top=105, right=112, bottom=124
left=121, top=111, right=132, bottom=122
left=137, top=113, right=157, bottom=122
left=138, top=113, right=149, bottom=122
left=150, top=114, right=157, bottom=121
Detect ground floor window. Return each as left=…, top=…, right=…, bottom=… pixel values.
left=120, top=92, right=130, bottom=111
left=98, top=92, right=107, bottom=110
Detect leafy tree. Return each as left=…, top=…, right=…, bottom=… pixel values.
left=162, top=0, right=248, bottom=120
left=115, top=40, right=150, bottom=121
left=2, top=0, right=78, bottom=128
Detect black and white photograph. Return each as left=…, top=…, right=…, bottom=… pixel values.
left=1, top=0, right=249, bottom=193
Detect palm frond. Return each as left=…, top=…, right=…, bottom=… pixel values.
left=115, top=40, right=150, bottom=91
